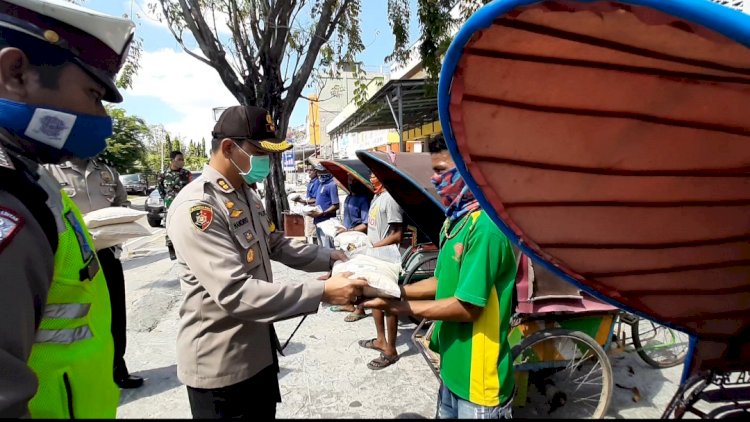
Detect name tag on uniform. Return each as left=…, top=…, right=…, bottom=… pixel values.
left=232, top=217, right=249, bottom=230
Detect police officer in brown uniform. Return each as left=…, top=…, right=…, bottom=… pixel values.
left=46, top=157, right=144, bottom=389
left=167, top=105, right=366, bottom=419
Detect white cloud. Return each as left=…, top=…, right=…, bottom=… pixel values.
left=128, top=48, right=239, bottom=143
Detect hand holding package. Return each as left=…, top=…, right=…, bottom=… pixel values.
left=331, top=245, right=402, bottom=298
left=301, top=205, right=321, bottom=216
left=316, top=218, right=345, bottom=238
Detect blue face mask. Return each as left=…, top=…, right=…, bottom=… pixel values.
left=0, top=98, right=113, bottom=158
left=230, top=141, right=270, bottom=184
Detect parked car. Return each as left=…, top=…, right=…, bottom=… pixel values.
left=145, top=171, right=202, bottom=227
left=120, top=173, right=148, bottom=196
left=145, top=189, right=165, bottom=227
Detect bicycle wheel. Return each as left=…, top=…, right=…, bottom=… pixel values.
left=631, top=317, right=689, bottom=369
left=401, top=254, right=438, bottom=286
left=401, top=255, right=438, bottom=324
left=512, top=328, right=613, bottom=419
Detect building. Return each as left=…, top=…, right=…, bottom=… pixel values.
left=303, top=64, right=388, bottom=159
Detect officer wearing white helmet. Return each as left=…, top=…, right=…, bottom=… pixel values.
left=0, top=0, right=134, bottom=418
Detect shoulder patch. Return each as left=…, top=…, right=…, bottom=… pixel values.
left=0, top=206, right=24, bottom=253
left=190, top=204, right=214, bottom=232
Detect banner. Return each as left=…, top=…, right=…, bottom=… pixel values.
left=282, top=149, right=296, bottom=171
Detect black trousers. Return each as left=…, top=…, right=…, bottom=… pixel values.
left=186, top=363, right=281, bottom=419
left=96, top=247, right=129, bottom=380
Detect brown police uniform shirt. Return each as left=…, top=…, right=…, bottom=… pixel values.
left=45, top=157, right=129, bottom=214
left=166, top=165, right=332, bottom=389
left=0, top=136, right=61, bottom=417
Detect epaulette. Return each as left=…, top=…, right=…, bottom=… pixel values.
left=0, top=143, right=15, bottom=170
left=96, top=156, right=114, bottom=168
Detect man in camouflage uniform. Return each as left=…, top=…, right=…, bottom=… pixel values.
left=158, top=150, right=192, bottom=260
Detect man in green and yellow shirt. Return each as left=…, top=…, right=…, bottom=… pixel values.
left=362, top=133, right=516, bottom=419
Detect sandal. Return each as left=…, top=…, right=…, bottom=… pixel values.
left=329, top=305, right=354, bottom=313
left=367, top=353, right=400, bottom=370
left=358, top=338, right=383, bottom=351
left=344, top=312, right=368, bottom=322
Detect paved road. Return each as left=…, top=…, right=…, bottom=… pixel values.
left=115, top=232, right=685, bottom=419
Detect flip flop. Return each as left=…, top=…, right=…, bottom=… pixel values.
left=358, top=338, right=383, bottom=351
left=344, top=312, right=368, bottom=322
left=367, top=353, right=400, bottom=370
left=329, top=305, right=354, bottom=313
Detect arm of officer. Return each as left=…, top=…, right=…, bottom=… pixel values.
left=267, top=229, right=332, bottom=273
left=110, top=167, right=130, bottom=207
left=0, top=193, right=54, bottom=418
left=167, top=199, right=325, bottom=323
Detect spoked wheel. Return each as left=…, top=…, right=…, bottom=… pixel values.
left=512, top=328, right=613, bottom=419
left=630, top=317, right=689, bottom=369
left=401, top=255, right=438, bottom=324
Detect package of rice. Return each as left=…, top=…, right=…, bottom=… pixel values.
left=332, top=246, right=402, bottom=298
left=88, top=221, right=151, bottom=250
left=334, top=231, right=372, bottom=254
left=316, top=218, right=345, bottom=238
left=83, top=207, right=147, bottom=229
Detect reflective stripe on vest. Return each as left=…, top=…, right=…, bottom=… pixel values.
left=36, top=325, right=93, bottom=344
left=43, top=303, right=91, bottom=319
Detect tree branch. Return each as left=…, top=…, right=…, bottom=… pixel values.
left=158, top=1, right=212, bottom=66
left=284, top=0, right=349, bottom=114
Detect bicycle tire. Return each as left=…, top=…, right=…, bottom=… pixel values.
left=630, top=317, right=688, bottom=369
left=401, top=255, right=438, bottom=324
left=512, top=328, right=613, bottom=419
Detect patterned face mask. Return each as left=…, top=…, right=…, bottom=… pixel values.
left=318, top=173, right=333, bottom=184
left=431, top=168, right=480, bottom=221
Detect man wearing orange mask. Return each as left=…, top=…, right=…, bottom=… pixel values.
left=356, top=172, right=404, bottom=369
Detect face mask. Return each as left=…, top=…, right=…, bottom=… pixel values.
left=431, top=168, right=459, bottom=206
left=318, top=173, right=333, bottom=184
left=371, top=178, right=384, bottom=194
left=0, top=98, right=112, bottom=158
left=230, top=141, right=270, bottom=184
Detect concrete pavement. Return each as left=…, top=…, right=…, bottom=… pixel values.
left=115, top=230, right=685, bottom=419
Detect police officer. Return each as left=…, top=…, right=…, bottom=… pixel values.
left=157, top=150, right=192, bottom=260
left=166, top=105, right=366, bottom=419
left=0, top=0, right=134, bottom=417
left=46, top=156, right=144, bottom=389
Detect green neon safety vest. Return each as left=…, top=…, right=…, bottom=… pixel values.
left=27, top=191, right=119, bottom=418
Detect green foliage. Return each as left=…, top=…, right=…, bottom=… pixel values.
left=101, top=106, right=148, bottom=174
left=141, top=126, right=208, bottom=177
left=116, top=37, right=143, bottom=90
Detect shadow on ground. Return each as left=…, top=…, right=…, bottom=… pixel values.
left=119, top=364, right=181, bottom=406
left=122, top=251, right=170, bottom=272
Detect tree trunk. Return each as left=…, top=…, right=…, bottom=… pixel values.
left=262, top=101, right=290, bottom=231
left=264, top=153, right=289, bottom=230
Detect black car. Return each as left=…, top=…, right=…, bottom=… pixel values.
left=120, top=173, right=148, bottom=196
left=145, top=171, right=202, bottom=227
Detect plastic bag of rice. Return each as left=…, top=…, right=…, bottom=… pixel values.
left=334, top=231, right=372, bottom=255
left=332, top=248, right=402, bottom=298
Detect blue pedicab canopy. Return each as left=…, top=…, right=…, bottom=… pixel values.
left=438, top=0, right=750, bottom=378
left=355, top=151, right=446, bottom=246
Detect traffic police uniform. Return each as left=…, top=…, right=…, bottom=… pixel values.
left=46, top=157, right=144, bottom=388
left=0, top=0, right=134, bottom=417
left=166, top=106, right=334, bottom=418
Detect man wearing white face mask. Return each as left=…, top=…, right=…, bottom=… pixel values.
left=166, top=105, right=365, bottom=419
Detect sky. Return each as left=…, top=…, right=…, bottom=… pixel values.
left=82, top=0, right=420, bottom=144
